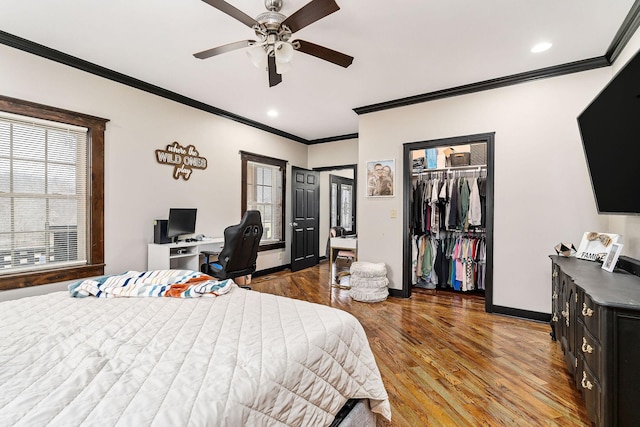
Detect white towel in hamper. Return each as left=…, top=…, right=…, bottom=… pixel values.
left=349, top=262, right=388, bottom=303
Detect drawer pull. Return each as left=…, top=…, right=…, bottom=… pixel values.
left=581, top=371, right=593, bottom=390
left=562, top=302, right=570, bottom=327
left=581, top=337, right=594, bottom=354
left=582, top=303, right=594, bottom=317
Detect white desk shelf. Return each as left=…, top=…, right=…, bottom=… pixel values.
left=329, top=237, right=357, bottom=285
left=148, top=238, right=224, bottom=271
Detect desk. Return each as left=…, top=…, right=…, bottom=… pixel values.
left=329, top=237, right=357, bottom=284
left=148, top=238, right=224, bottom=271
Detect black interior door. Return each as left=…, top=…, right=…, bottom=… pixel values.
left=291, top=167, right=319, bottom=272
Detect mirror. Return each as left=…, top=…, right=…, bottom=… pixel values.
left=330, top=174, right=354, bottom=232
left=315, top=164, right=357, bottom=258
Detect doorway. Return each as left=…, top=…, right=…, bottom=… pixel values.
left=402, top=133, right=494, bottom=312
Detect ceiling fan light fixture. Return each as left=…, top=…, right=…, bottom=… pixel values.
left=275, top=58, right=292, bottom=74
left=246, top=46, right=268, bottom=68
left=275, top=41, right=295, bottom=63
left=196, top=0, right=354, bottom=87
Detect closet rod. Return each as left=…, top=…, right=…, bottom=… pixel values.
left=414, top=165, right=486, bottom=175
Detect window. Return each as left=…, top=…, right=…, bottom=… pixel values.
left=0, top=113, right=87, bottom=273
left=0, top=96, right=107, bottom=290
left=241, top=151, right=286, bottom=251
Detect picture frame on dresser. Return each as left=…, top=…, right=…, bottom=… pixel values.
left=602, top=242, right=623, bottom=272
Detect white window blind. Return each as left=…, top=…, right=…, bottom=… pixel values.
left=0, top=112, right=88, bottom=275
left=246, top=160, right=283, bottom=243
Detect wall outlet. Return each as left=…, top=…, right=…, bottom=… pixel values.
left=390, top=209, right=397, bottom=218
left=278, top=252, right=283, bottom=260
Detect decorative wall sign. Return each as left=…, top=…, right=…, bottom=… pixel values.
left=155, top=141, right=207, bottom=180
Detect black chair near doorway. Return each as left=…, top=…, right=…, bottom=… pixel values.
left=200, top=210, right=263, bottom=290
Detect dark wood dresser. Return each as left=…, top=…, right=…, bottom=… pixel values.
left=550, top=256, right=640, bottom=426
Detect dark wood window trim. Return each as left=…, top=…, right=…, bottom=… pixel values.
left=0, top=95, right=108, bottom=290
left=240, top=151, right=286, bottom=252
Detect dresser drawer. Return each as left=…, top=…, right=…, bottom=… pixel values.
left=579, top=292, right=601, bottom=339
left=578, top=357, right=601, bottom=425
left=578, top=323, right=601, bottom=382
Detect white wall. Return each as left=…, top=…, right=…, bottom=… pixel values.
left=357, top=68, right=614, bottom=314
left=606, top=28, right=640, bottom=260
left=0, top=44, right=308, bottom=282
left=308, top=139, right=359, bottom=167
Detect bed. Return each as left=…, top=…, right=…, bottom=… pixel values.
left=0, top=271, right=391, bottom=426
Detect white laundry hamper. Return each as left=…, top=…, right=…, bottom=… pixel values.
left=348, top=262, right=389, bottom=303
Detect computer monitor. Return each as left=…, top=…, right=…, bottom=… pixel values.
left=166, top=208, right=197, bottom=243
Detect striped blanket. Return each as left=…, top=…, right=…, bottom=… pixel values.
left=68, top=270, right=234, bottom=298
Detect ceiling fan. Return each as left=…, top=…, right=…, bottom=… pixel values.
left=194, top=0, right=354, bottom=87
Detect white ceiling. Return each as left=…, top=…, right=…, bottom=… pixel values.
left=0, top=0, right=636, bottom=141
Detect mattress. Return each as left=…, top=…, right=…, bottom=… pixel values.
left=0, top=285, right=391, bottom=426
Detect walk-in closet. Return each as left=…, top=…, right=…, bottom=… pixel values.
left=402, top=133, right=494, bottom=312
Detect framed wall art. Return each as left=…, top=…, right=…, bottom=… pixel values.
left=366, top=159, right=395, bottom=197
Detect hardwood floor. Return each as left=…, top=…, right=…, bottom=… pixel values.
left=250, top=261, right=591, bottom=427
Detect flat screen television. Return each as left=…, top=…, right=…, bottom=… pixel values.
left=577, top=49, right=640, bottom=214
left=167, top=208, right=197, bottom=242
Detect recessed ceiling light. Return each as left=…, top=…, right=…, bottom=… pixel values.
left=267, top=110, right=279, bottom=118
left=531, top=42, right=552, bottom=53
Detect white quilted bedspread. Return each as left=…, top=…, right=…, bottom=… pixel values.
left=0, top=286, right=391, bottom=426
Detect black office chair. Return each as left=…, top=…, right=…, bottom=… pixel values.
left=201, top=210, right=263, bottom=289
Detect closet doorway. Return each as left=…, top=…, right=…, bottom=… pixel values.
left=402, top=133, right=495, bottom=313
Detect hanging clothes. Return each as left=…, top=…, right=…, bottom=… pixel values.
left=448, top=178, right=460, bottom=229
left=468, top=177, right=482, bottom=227
left=478, top=176, right=487, bottom=228
left=459, top=178, right=470, bottom=231
left=411, top=168, right=487, bottom=293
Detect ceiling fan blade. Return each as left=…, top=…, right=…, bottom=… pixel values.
left=268, top=55, right=282, bottom=87
left=193, top=40, right=257, bottom=59
left=295, top=40, right=353, bottom=68
left=201, top=0, right=258, bottom=28
left=281, top=0, right=340, bottom=33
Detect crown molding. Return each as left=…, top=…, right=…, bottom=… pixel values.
left=0, top=30, right=309, bottom=144
left=308, top=133, right=358, bottom=145
left=353, top=57, right=610, bottom=115
left=2, top=0, right=639, bottom=144
left=606, top=0, right=640, bottom=63
left=354, top=1, right=640, bottom=116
